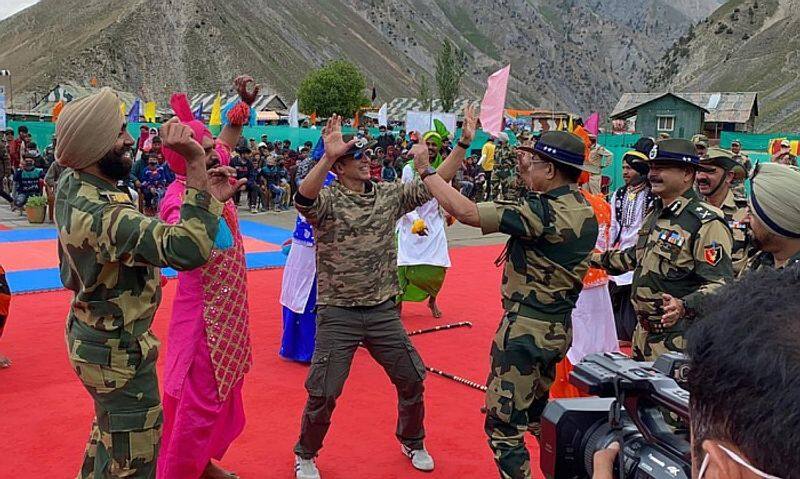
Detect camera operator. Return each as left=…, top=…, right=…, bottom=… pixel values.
left=593, top=266, right=800, bottom=479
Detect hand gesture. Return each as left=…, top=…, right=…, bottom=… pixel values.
left=661, top=294, right=684, bottom=327
left=160, top=117, right=204, bottom=161
left=322, top=114, right=356, bottom=161
left=207, top=166, right=247, bottom=202
left=234, top=75, right=260, bottom=106
left=460, top=103, right=478, bottom=145
left=409, top=136, right=430, bottom=174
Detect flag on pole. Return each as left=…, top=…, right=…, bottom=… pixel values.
left=479, top=65, right=511, bottom=137
left=193, top=101, right=204, bottom=121
left=309, top=112, right=317, bottom=126
left=567, top=115, right=574, bottom=132
left=371, top=85, right=377, bottom=102
left=51, top=100, right=64, bottom=122
left=288, top=100, right=299, bottom=128
left=378, top=103, right=388, bottom=127
left=556, top=118, right=562, bottom=131
left=249, top=105, right=257, bottom=126
left=143, top=101, right=157, bottom=122
left=353, top=110, right=360, bottom=128
left=209, top=93, right=222, bottom=126
left=120, top=101, right=127, bottom=117
left=221, top=100, right=235, bottom=126
left=585, top=112, right=599, bottom=136
left=128, top=98, right=140, bottom=123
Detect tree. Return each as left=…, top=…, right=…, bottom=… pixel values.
left=297, top=60, right=370, bottom=118
left=418, top=74, right=431, bottom=111
left=435, top=40, right=468, bottom=112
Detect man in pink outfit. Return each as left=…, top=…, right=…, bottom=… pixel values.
left=157, top=76, right=259, bottom=479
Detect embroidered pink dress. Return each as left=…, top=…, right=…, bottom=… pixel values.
left=157, top=163, right=253, bottom=478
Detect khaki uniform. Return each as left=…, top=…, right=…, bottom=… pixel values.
left=595, top=189, right=734, bottom=361
left=745, top=250, right=800, bottom=273
left=477, top=185, right=598, bottom=479
left=293, top=179, right=433, bottom=459
left=731, top=153, right=751, bottom=200
left=56, top=170, right=222, bottom=478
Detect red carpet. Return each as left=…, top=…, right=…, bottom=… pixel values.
left=0, top=244, right=548, bottom=478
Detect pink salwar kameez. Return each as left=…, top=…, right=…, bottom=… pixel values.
left=156, top=93, right=252, bottom=479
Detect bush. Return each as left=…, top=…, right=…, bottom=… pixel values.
left=25, top=195, right=47, bottom=208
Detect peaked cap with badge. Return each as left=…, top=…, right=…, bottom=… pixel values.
left=641, top=138, right=713, bottom=172
left=701, top=148, right=746, bottom=181
left=337, top=134, right=377, bottom=160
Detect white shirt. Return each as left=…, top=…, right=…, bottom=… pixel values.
left=609, top=185, right=649, bottom=285
left=396, top=164, right=451, bottom=267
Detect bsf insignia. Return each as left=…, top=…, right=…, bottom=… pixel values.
left=102, top=192, right=132, bottom=204
left=704, top=242, right=722, bottom=266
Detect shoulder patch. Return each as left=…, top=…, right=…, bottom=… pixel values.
left=689, top=202, right=723, bottom=223
left=101, top=192, right=133, bottom=205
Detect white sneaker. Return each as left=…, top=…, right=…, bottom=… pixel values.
left=402, top=444, right=435, bottom=472
left=295, top=455, right=321, bottom=479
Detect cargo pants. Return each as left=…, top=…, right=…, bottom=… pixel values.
left=294, top=299, right=427, bottom=458
left=66, top=318, right=162, bottom=479
left=631, top=323, right=686, bottom=362
left=484, top=310, right=572, bottom=479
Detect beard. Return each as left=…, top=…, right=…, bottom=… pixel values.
left=97, top=147, right=132, bottom=181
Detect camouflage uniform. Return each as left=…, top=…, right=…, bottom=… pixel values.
left=745, top=250, right=800, bottom=272
left=730, top=153, right=751, bottom=200
left=293, top=179, right=433, bottom=459
left=477, top=186, right=598, bottom=479
left=491, top=144, right=516, bottom=201
left=717, top=190, right=752, bottom=277
left=594, top=189, right=734, bottom=361
left=56, top=170, right=222, bottom=478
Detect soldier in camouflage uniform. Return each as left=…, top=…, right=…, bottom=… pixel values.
left=696, top=148, right=752, bottom=276
left=742, top=162, right=800, bottom=272
left=416, top=130, right=598, bottom=479
left=292, top=114, right=474, bottom=479
left=53, top=88, right=244, bottom=479
left=729, top=139, right=751, bottom=200
left=594, top=139, right=734, bottom=362
left=491, top=135, right=515, bottom=201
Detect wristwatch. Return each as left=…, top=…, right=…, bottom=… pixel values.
left=420, top=166, right=438, bottom=180
left=457, top=140, right=471, bottom=150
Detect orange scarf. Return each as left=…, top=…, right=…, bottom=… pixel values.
left=580, top=189, right=610, bottom=287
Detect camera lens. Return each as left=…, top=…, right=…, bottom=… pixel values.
left=583, top=421, right=642, bottom=478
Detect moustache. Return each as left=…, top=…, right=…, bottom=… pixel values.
left=697, top=179, right=711, bottom=186
left=648, top=176, right=663, bottom=184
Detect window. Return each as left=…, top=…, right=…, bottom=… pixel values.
left=657, top=115, right=675, bottom=132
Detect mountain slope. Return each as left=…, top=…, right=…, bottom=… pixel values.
left=650, top=0, right=800, bottom=131
left=0, top=0, right=720, bottom=116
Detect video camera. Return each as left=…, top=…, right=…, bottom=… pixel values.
left=540, top=352, right=691, bottom=479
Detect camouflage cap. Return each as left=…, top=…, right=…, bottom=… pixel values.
left=749, top=162, right=800, bottom=238
left=692, top=134, right=709, bottom=148
left=701, top=148, right=746, bottom=180
left=646, top=138, right=712, bottom=172
left=518, top=130, right=598, bottom=173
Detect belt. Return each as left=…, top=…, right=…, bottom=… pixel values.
left=502, top=299, right=571, bottom=323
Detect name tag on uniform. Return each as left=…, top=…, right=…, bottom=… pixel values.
left=728, top=220, right=747, bottom=230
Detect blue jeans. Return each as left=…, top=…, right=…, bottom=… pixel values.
left=268, top=184, right=284, bottom=206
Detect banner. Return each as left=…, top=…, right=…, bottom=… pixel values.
left=0, top=94, right=5, bottom=131
left=288, top=100, right=299, bottom=128
left=405, top=111, right=456, bottom=136
left=378, top=103, right=388, bottom=127
left=479, top=64, right=510, bottom=137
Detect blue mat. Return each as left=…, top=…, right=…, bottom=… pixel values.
left=5, top=220, right=291, bottom=294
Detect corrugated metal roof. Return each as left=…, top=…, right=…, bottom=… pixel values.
left=188, top=92, right=287, bottom=113
left=611, top=92, right=758, bottom=124
left=384, top=97, right=475, bottom=121
left=31, top=82, right=141, bottom=115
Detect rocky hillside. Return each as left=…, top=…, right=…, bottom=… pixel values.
left=0, top=0, right=720, bottom=116
left=650, top=0, right=800, bottom=131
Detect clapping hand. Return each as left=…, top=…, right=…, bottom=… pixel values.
left=322, top=114, right=357, bottom=161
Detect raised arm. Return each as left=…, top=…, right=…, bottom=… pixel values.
left=218, top=75, right=260, bottom=150
left=297, top=114, right=355, bottom=201
left=438, top=103, right=477, bottom=182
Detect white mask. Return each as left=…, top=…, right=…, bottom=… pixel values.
left=698, top=444, right=781, bottom=479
